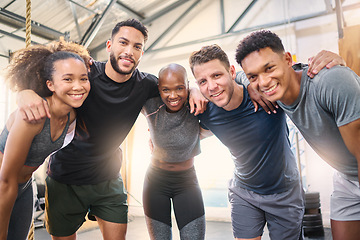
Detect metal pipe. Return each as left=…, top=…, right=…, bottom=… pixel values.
left=335, top=0, right=344, bottom=39
left=220, top=0, right=225, bottom=34
left=227, top=0, right=258, bottom=33
left=80, top=0, right=116, bottom=48
left=116, top=0, right=145, bottom=20
left=145, top=0, right=202, bottom=52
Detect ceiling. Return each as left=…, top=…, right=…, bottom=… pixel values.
left=0, top=0, right=192, bottom=57
left=0, top=0, right=359, bottom=61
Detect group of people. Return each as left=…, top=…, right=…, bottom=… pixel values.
left=0, top=17, right=358, bottom=240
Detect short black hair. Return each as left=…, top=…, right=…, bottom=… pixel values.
left=235, top=30, right=284, bottom=66
left=111, top=18, right=148, bottom=43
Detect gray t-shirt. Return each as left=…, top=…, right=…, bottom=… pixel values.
left=142, top=97, right=201, bottom=163
left=278, top=66, right=360, bottom=181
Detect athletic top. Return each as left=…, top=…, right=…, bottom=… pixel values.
left=48, top=61, right=159, bottom=185
left=198, top=85, right=299, bottom=195
left=278, top=66, right=360, bottom=181
left=143, top=97, right=200, bottom=163
left=0, top=115, right=70, bottom=168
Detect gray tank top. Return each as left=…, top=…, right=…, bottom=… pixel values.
left=143, top=97, right=201, bottom=163
left=0, top=114, right=70, bottom=167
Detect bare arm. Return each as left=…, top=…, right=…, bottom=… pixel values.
left=247, top=82, right=278, bottom=114
left=17, top=89, right=51, bottom=123
left=236, top=71, right=278, bottom=114
left=188, top=87, right=208, bottom=116
left=338, top=118, right=360, bottom=185
left=199, top=126, right=213, bottom=140
left=307, top=50, right=346, bottom=78
left=0, top=112, right=42, bottom=240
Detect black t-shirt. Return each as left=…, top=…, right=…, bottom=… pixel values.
left=48, top=61, right=159, bottom=184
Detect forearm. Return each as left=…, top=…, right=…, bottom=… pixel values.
left=0, top=180, right=18, bottom=240
left=235, top=71, right=250, bottom=87
left=358, top=163, right=360, bottom=186
left=199, top=127, right=213, bottom=140
left=16, top=89, right=50, bottom=122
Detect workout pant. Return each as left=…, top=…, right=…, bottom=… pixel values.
left=228, top=178, right=304, bottom=240
left=143, top=165, right=205, bottom=239
left=7, top=178, right=34, bottom=240
left=45, top=176, right=128, bottom=237
left=331, top=171, right=360, bottom=221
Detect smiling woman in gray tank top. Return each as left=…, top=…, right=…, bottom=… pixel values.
left=0, top=41, right=90, bottom=240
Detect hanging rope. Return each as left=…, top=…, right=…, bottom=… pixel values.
left=25, top=0, right=31, bottom=48
left=26, top=1, right=34, bottom=238
left=27, top=222, right=34, bottom=240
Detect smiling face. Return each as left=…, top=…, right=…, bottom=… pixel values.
left=241, top=47, right=295, bottom=104
left=106, top=26, right=144, bottom=76
left=46, top=58, right=90, bottom=108
left=192, top=59, right=237, bottom=110
left=158, top=66, right=188, bottom=113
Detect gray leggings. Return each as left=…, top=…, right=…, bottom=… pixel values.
left=7, top=178, right=34, bottom=240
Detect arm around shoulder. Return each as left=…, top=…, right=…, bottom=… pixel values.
left=199, top=126, right=213, bottom=140
left=17, top=89, right=51, bottom=123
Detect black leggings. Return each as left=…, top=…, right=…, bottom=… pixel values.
left=143, top=165, right=205, bottom=231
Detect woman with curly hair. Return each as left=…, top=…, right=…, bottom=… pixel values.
left=0, top=41, right=90, bottom=240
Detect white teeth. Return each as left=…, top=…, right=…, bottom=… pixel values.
left=264, top=84, right=277, bottom=93
left=169, top=100, right=180, bottom=106
left=121, top=58, right=132, bottom=63
left=70, top=94, right=84, bottom=99
left=212, top=91, right=222, bottom=97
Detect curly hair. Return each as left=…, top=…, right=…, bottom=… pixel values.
left=235, top=30, right=284, bottom=67
left=189, top=44, right=230, bottom=74
left=5, top=39, right=90, bottom=97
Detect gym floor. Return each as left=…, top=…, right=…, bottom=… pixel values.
left=34, top=214, right=333, bottom=240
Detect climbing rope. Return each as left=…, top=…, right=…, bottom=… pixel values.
left=26, top=0, right=35, bottom=237
left=25, top=0, right=31, bottom=48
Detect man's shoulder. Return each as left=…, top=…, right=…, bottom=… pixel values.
left=306, top=66, right=355, bottom=94
left=315, top=65, right=350, bottom=82
left=89, top=61, right=106, bottom=79
left=135, top=69, right=158, bottom=82
left=198, top=102, right=221, bottom=119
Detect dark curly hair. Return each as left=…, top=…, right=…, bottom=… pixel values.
left=235, top=30, right=284, bottom=67
left=111, top=18, right=148, bottom=43
left=5, top=39, right=90, bottom=97
left=189, top=44, right=230, bottom=74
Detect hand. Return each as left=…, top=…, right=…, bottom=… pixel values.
left=247, top=82, right=278, bottom=114
left=84, top=56, right=94, bottom=72
left=307, top=50, right=346, bottom=78
left=17, top=90, right=50, bottom=123
left=189, top=87, right=208, bottom=116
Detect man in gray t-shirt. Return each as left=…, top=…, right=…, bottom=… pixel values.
left=235, top=30, right=360, bottom=240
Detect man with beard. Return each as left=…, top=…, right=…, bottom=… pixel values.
left=17, top=19, right=206, bottom=240
left=17, top=19, right=343, bottom=239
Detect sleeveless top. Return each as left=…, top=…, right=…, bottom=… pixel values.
left=0, top=114, right=70, bottom=167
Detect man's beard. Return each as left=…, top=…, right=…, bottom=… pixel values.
left=110, top=52, right=137, bottom=75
